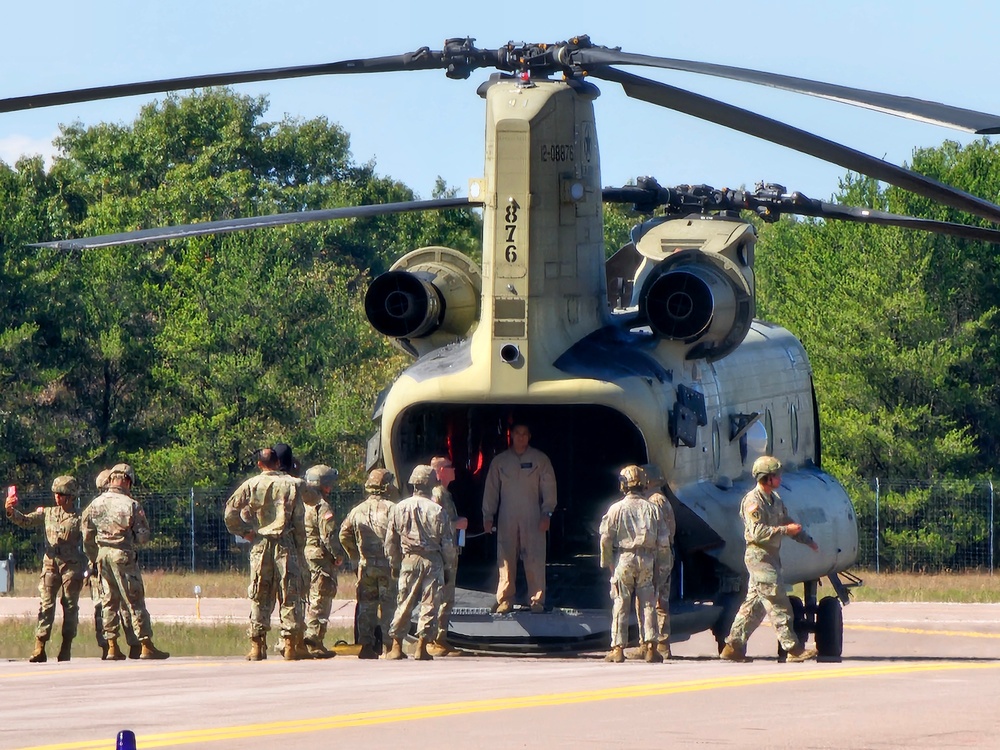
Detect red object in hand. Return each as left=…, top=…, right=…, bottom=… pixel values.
left=6, top=486, right=15, bottom=497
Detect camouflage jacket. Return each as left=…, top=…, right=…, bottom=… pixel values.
left=6, top=504, right=86, bottom=564
left=81, top=488, right=150, bottom=561
left=644, top=490, right=676, bottom=541
left=599, top=492, right=671, bottom=569
left=304, top=497, right=342, bottom=566
left=740, top=485, right=814, bottom=582
left=384, top=493, right=456, bottom=573
left=224, top=470, right=308, bottom=547
left=431, top=484, right=459, bottom=523
left=340, top=495, right=394, bottom=569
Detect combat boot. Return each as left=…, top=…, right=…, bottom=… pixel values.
left=384, top=638, right=406, bottom=660
left=139, top=638, right=170, bottom=660
left=644, top=642, right=663, bottom=663
left=382, top=642, right=394, bottom=658
left=604, top=646, right=625, bottom=663
left=719, top=642, right=752, bottom=663
left=494, top=601, right=512, bottom=614
left=28, top=637, right=47, bottom=663
left=57, top=638, right=73, bottom=662
left=128, top=643, right=142, bottom=660
left=246, top=636, right=266, bottom=661
left=303, top=637, right=335, bottom=659
left=283, top=636, right=298, bottom=661
left=657, top=641, right=672, bottom=660
left=426, top=636, right=457, bottom=657
left=106, top=638, right=127, bottom=661
left=294, top=635, right=315, bottom=660
left=358, top=643, right=380, bottom=660
left=413, top=637, right=433, bottom=661
left=785, top=643, right=818, bottom=663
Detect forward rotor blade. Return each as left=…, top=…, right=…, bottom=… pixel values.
left=593, top=67, right=1000, bottom=226
left=32, top=197, right=482, bottom=250
left=798, top=201, right=1000, bottom=243
left=574, top=48, right=1000, bottom=134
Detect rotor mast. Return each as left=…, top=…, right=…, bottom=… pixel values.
left=473, top=74, right=609, bottom=392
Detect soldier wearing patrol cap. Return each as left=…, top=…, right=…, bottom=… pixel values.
left=720, top=456, right=819, bottom=663
left=383, top=465, right=457, bottom=661
left=5, top=475, right=86, bottom=662
left=81, top=463, right=170, bottom=660
left=340, top=468, right=399, bottom=659
left=301, top=464, right=343, bottom=658
left=641, top=463, right=676, bottom=659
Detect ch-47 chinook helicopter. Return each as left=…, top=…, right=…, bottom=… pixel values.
left=12, top=36, right=1000, bottom=658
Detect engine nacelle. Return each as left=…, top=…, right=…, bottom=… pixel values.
left=364, top=246, right=481, bottom=358
left=631, top=215, right=755, bottom=361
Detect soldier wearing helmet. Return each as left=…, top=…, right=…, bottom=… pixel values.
left=301, top=464, right=343, bottom=658
left=87, top=469, right=139, bottom=660
left=599, top=465, right=672, bottom=664
left=641, top=463, right=676, bottom=659
left=82, top=462, right=169, bottom=661
left=383, top=465, right=457, bottom=661
left=340, top=468, right=399, bottom=659
left=5, top=475, right=86, bottom=662
left=720, top=456, right=819, bottom=663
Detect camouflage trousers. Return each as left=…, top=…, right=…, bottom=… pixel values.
left=34, top=555, right=85, bottom=641
left=388, top=553, right=443, bottom=641
left=356, top=564, right=396, bottom=648
left=90, top=574, right=138, bottom=649
left=304, top=560, right=338, bottom=643
left=436, top=573, right=455, bottom=636
left=248, top=537, right=304, bottom=639
left=726, top=575, right=798, bottom=652
left=654, top=551, right=673, bottom=642
left=610, top=550, right=658, bottom=648
left=96, top=546, right=153, bottom=641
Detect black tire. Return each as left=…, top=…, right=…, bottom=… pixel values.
left=778, top=595, right=809, bottom=661
left=712, top=592, right=742, bottom=653
left=815, top=596, right=843, bottom=658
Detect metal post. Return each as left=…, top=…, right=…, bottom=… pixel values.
left=190, top=487, right=196, bottom=573
left=989, top=479, right=995, bottom=576
left=874, top=477, right=880, bottom=574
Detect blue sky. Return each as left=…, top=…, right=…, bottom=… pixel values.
left=2, top=1, right=998, bottom=204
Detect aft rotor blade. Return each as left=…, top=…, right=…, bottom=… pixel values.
left=574, top=48, right=1000, bottom=134
left=593, top=67, right=1000, bottom=226
left=32, top=197, right=482, bottom=250
left=0, top=51, right=458, bottom=113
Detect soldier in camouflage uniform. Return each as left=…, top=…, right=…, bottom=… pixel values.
left=81, top=463, right=169, bottom=660
left=641, top=463, right=676, bottom=659
left=383, top=465, right=457, bottom=661
left=721, top=456, right=819, bottom=663
left=5, top=475, right=86, bottom=662
left=302, top=464, right=342, bottom=659
left=426, top=456, right=468, bottom=656
left=88, top=469, right=142, bottom=660
left=339, top=468, right=398, bottom=659
left=599, top=465, right=672, bottom=664
left=225, top=447, right=312, bottom=661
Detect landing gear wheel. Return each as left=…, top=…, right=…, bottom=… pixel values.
left=815, top=596, right=843, bottom=661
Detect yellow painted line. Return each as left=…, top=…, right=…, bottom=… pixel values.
left=15, top=661, right=1000, bottom=750
left=848, top=624, right=1000, bottom=639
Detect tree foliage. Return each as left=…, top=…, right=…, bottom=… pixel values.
left=0, top=89, right=480, bottom=488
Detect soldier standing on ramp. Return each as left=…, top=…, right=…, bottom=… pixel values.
left=482, top=424, right=557, bottom=614
left=5, top=475, right=86, bottom=663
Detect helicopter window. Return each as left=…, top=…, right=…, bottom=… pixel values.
left=712, top=419, right=721, bottom=472
left=790, top=403, right=799, bottom=454
left=764, top=409, right=774, bottom=455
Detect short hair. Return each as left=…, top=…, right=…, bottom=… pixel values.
left=258, top=448, right=279, bottom=470
left=430, top=456, right=452, bottom=471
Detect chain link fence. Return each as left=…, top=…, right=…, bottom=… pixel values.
left=2, top=478, right=997, bottom=574
left=1, top=486, right=363, bottom=573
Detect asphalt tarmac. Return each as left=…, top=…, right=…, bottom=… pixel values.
left=1, top=600, right=999, bottom=749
